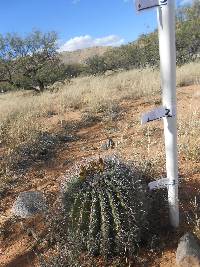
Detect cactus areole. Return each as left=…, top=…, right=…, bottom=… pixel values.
left=62, top=156, right=150, bottom=258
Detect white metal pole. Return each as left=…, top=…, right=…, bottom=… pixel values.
left=157, top=1, right=179, bottom=228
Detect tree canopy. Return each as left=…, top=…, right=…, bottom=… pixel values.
left=0, top=31, right=65, bottom=91
left=0, top=1, right=199, bottom=89
left=85, top=1, right=200, bottom=75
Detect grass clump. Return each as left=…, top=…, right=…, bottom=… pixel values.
left=178, top=109, right=200, bottom=163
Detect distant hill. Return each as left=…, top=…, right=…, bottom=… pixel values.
left=60, top=46, right=111, bottom=65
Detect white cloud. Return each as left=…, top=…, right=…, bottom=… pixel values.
left=58, top=35, right=125, bottom=52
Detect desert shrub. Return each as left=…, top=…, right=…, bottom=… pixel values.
left=6, top=132, right=58, bottom=172
left=0, top=31, right=66, bottom=92
left=85, top=55, right=108, bottom=75
left=64, top=63, right=85, bottom=78
left=81, top=112, right=102, bottom=127
left=59, top=156, right=151, bottom=262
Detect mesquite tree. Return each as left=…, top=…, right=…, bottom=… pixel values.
left=0, top=31, right=65, bottom=92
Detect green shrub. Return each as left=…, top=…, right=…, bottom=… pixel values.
left=61, top=156, right=151, bottom=259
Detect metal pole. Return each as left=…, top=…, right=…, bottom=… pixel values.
left=157, top=1, right=179, bottom=228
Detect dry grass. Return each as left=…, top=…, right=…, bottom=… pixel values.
left=0, top=68, right=160, bottom=151
left=0, top=62, right=199, bottom=168
left=178, top=108, right=200, bottom=162
left=177, top=62, right=200, bottom=87
left=0, top=92, right=49, bottom=150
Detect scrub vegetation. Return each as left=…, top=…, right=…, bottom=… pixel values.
left=0, top=62, right=199, bottom=165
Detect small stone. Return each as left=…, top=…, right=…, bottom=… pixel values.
left=176, top=232, right=200, bottom=267
left=12, top=191, right=47, bottom=218
left=101, top=143, right=108, bottom=150
left=100, top=138, right=115, bottom=150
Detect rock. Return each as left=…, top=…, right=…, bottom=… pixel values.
left=101, top=142, right=108, bottom=150
left=176, top=232, right=200, bottom=267
left=100, top=138, right=115, bottom=150
left=12, top=191, right=47, bottom=218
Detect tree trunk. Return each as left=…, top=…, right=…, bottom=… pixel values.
left=37, top=80, right=45, bottom=92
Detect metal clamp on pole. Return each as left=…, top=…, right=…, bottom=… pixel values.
left=148, top=177, right=177, bottom=191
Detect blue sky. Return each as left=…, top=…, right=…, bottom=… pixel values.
left=0, top=0, right=193, bottom=51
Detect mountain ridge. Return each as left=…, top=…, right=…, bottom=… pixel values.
left=60, top=46, right=111, bottom=64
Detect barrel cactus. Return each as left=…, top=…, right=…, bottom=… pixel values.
left=61, top=156, right=151, bottom=259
